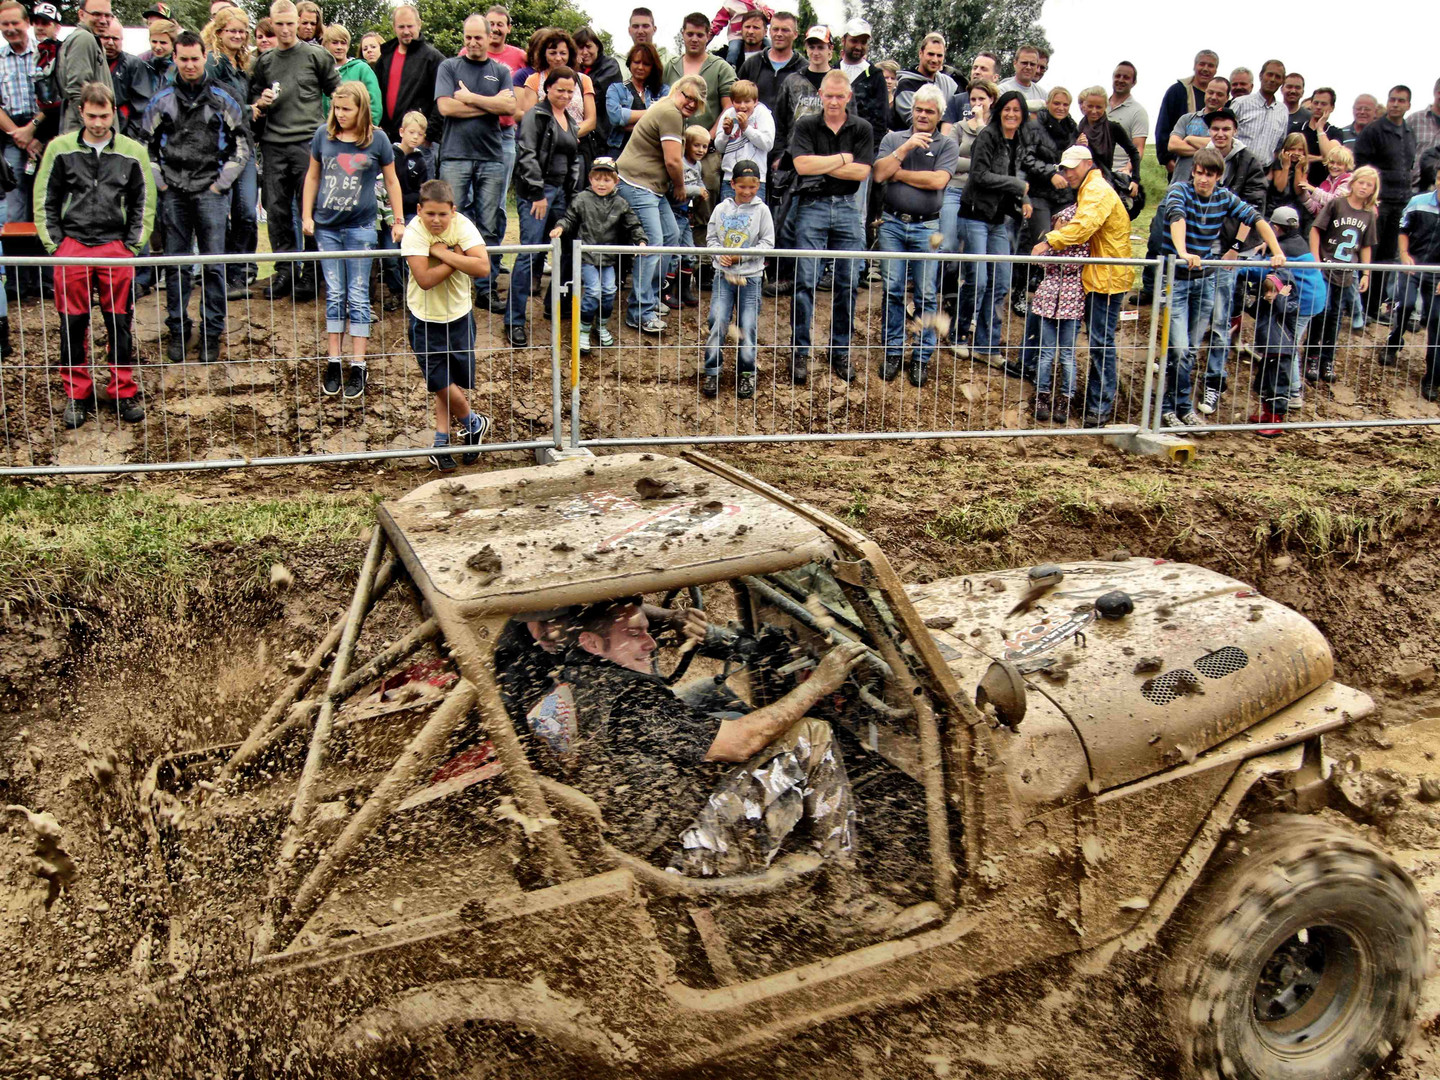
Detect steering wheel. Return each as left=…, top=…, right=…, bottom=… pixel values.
left=657, top=585, right=704, bottom=685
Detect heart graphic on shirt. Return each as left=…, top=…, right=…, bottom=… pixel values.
left=336, top=153, right=370, bottom=175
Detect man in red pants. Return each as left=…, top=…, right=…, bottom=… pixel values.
left=33, top=81, right=155, bottom=428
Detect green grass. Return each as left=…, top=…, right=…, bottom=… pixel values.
left=0, top=486, right=378, bottom=613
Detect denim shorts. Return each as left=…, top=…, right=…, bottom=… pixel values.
left=408, top=312, right=476, bottom=392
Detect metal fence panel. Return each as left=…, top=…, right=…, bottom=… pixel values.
left=1148, top=257, right=1440, bottom=435
left=568, top=244, right=1161, bottom=448
left=0, top=245, right=562, bottom=476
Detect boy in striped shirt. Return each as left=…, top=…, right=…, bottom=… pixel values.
left=1159, top=146, right=1285, bottom=427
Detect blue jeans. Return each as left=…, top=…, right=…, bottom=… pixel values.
left=939, top=187, right=963, bottom=253
left=315, top=224, right=375, bottom=338
left=224, top=155, right=258, bottom=284
left=1036, top=316, right=1077, bottom=397
left=162, top=187, right=229, bottom=341
left=438, top=157, right=507, bottom=298
left=508, top=183, right=566, bottom=328
left=1202, top=263, right=1238, bottom=394
left=704, top=272, right=760, bottom=375
left=793, top=194, right=864, bottom=363
left=958, top=217, right=1013, bottom=353
left=377, top=226, right=404, bottom=294
left=1084, top=291, right=1126, bottom=422
left=878, top=214, right=939, bottom=367
left=1163, top=272, right=1216, bottom=415
left=495, top=128, right=516, bottom=282
left=618, top=179, right=679, bottom=324
left=580, top=262, right=616, bottom=322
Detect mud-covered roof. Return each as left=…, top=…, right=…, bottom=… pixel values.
left=381, top=453, right=836, bottom=613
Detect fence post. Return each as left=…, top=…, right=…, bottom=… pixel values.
left=570, top=239, right=583, bottom=448
left=549, top=235, right=563, bottom=448
left=1150, top=255, right=1176, bottom=432
left=1138, top=258, right=1164, bottom=432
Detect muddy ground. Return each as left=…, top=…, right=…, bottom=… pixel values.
left=4, top=429, right=1440, bottom=1078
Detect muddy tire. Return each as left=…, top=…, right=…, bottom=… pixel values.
left=1163, top=816, right=1426, bottom=1080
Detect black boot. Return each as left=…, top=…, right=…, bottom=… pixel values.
left=261, top=270, right=293, bottom=299
left=291, top=265, right=317, bottom=302
left=679, top=269, right=700, bottom=307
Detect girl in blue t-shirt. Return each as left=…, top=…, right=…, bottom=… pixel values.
left=302, top=82, right=405, bottom=401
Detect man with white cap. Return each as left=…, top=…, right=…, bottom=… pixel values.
left=837, top=19, right=886, bottom=277
left=1031, top=144, right=1134, bottom=427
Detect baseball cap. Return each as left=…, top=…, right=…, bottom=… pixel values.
left=804, top=25, right=830, bottom=44
left=1269, top=205, right=1300, bottom=230
left=842, top=17, right=871, bottom=37
left=589, top=156, right=618, bottom=174
left=31, top=2, right=59, bottom=22
left=731, top=159, right=761, bottom=182
left=1058, top=145, right=1092, bottom=169
left=142, top=1, right=171, bottom=17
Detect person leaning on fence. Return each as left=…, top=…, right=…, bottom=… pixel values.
left=1260, top=204, right=1327, bottom=413
left=1384, top=159, right=1440, bottom=395
left=303, top=81, right=405, bottom=402
left=140, top=30, right=250, bottom=367
left=702, top=157, right=773, bottom=399
left=1158, top=145, right=1284, bottom=429
left=788, top=68, right=873, bottom=386
left=1306, top=165, right=1377, bottom=385
left=1030, top=145, right=1133, bottom=429
left=34, top=81, right=155, bottom=430
left=616, top=76, right=706, bottom=335
left=548, top=155, right=648, bottom=355
left=401, top=178, right=494, bottom=473
left=872, top=83, right=956, bottom=388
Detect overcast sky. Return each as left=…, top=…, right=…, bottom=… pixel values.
left=580, top=0, right=1439, bottom=128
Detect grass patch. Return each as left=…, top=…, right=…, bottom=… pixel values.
left=926, top=495, right=1024, bottom=543
left=0, top=485, right=378, bottom=613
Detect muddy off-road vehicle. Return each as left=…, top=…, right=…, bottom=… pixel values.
left=140, top=451, right=1427, bottom=1080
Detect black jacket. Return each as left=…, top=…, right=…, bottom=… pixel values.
left=738, top=49, right=803, bottom=114
left=553, top=189, right=648, bottom=265
left=109, top=52, right=156, bottom=141
left=582, top=54, right=623, bottom=152
left=141, top=75, right=251, bottom=195
left=374, top=35, right=444, bottom=144
left=34, top=129, right=155, bottom=254
left=961, top=124, right=1029, bottom=222
left=1354, top=117, right=1417, bottom=203
left=1022, top=113, right=1078, bottom=209
left=1221, top=145, right=1267, bottom=250
left=515, top=101, right=582, bottom=201
left=848, top=61, right=889, bottom=146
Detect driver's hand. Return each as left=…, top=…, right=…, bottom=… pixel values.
left=680, top=608, right=710, bottom=644
left=809, top=640, right=868, bottom=695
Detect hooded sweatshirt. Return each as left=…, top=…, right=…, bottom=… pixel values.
left=706, top=195, right=774, bottom=278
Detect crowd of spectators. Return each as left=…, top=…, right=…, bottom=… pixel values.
left=0, top=0, right=1437, bottom=439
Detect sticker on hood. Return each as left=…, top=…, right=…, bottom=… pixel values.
left=1003, top=610, right=1095, bottom=660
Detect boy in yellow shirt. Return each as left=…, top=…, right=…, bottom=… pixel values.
left=401, top=179, right=494, bottom=471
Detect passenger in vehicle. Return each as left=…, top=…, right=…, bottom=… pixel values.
left=524, top=596, right=867, bottom=877
left=495, top=605, right=576, bottom=720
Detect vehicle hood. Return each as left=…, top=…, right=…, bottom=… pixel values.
left=905, top=558, right=1334, bottom=791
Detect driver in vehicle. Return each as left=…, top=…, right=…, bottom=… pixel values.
left=523, top=597, right=869, bottom=879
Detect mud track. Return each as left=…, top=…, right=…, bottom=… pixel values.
left=3, top=431, right=1440, bottom=1078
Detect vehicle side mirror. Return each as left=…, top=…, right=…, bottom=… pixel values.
left=977, top=660, right=1027, bottom=730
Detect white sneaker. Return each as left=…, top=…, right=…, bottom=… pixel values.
left=641, top=316, right=667, bottom=335
left=1161, top=410, right=1183, bottom=428
left=1181, top=410, right=1204, bottom=427
left=1196, top=388, right=1220, bottom=415
left=657, top=301, right=671, bottom=316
